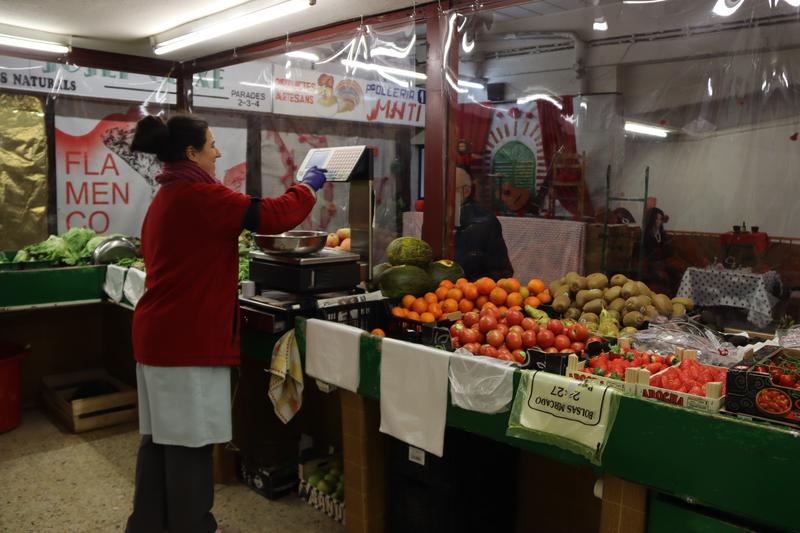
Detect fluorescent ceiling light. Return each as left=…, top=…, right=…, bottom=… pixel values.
left=712, top=0, right=745, bottom=17
left=0, top=33, right=69, bottom=54
left=286, top=50, right=319, bottom=61
left=625, top=121, right=669, bottom=138
left=516, top=93, right=563, bottom=109
left=154, top=0, right=309, bottom=55
left=341, top=59, right=427, bottom=80
left=593, top=18, right=609, bottom=31
left=457, top=79, right=485, bottom=90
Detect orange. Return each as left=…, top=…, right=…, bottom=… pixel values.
left=401, top=294, right=415, bottom=309
left=506, top=292, right=523, bottom=308
left=482, top=301, right=497, bottom=310
left=458, top=299, right=474, bottom=313
left=499, top=278, right=521, bottom=293
left=406, top=311, right=421, bottom=321
left=475, top=295, right=489, bottom=309
left=424, top=292, right=438, bottom=304
left=527, top=278, right=545, bottom=295
left=463, top=283, right=479, bottom=301
left=475, top=277, right=496, bottom=296
left=412, top=297, right=428, bottom=314
left=435, top=286, right=449, bottom=301
left=446, top=288, right=464, bottom=301
left=439, top=279, right=454, bottom=289
left=498, top=305, right=509, bottom=317
left=371, top=328, right=386, bottom=337
left=419, top=312, right=436, bottom=323
left=442, top=298, right=459, bottom=314
left=524, top=296, right=541, bottom=308
left=508, top=305, right=522, bottom=311
left=489, top=287, right=508, bottom=306
left=392, top=306, right=407, bottom=318
left=428, top=303, right=443, bottom=319
left=537, top=290, right=552, bottom=304
left=455, top=277, right=469, bottom=289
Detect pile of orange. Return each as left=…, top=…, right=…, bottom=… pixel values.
left=390, top=276, right=552, bottom=323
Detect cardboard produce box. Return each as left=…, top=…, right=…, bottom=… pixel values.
left=298, top=454, right=345, bottom=525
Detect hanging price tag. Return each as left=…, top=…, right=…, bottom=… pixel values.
left=507, top=371, right=619, bottom=462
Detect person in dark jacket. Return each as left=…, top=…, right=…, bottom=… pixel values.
left=125, top=114, right=325, bottom=533
left=454, top=167, right=514, bottom=280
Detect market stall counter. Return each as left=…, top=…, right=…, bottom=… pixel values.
left=279, top=318, right=800, bottom=533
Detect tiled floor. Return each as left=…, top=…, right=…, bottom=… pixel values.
left=0, top=410, right=343, bottom=533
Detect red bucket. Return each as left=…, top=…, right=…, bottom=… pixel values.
left=0, top=342, right=27, bottom=434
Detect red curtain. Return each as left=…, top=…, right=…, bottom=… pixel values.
left=537, top=98, right=594, bottom=217
left=455, top=103, right=493, bottom=171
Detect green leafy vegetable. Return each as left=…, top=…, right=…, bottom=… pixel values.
left=61, top=227, right=96, bottom=256
left=238, top=257, right=249, bottom=282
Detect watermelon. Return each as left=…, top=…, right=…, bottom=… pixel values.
left=379, top=265, right=434, bottom=298
left=386, top=237, right=433, bottom=268
left=366, top=262, right=392, bottom=291
left=426, top=259, right=465, bottom=286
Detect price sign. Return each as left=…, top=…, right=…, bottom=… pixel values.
left=421, top=324, right=453, bottom=351
left=508, top=370, right=618, bottom=461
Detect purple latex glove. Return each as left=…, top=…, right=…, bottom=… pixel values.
left=301, top=166, right=327, bottom=191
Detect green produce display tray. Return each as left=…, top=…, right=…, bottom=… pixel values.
left=277, top=318, right=800, bottom=532
left=0, top=265, right=107, bottom=309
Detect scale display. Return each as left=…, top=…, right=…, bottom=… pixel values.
left=295, top=145, right=368, bottom=182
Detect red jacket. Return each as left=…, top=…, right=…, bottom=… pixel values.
left=132, top=181, right=316, bottom=366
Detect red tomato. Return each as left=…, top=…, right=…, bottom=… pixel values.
left=450, top=322, right=465, bottom=338
left=460, top=328, right=478, bottom=345
left=479, top=344, right=497, bottom=357
left=474, top=330, right=486, bottom=344
left=545, top=347, right=559, bottom=353
left=570, top=342, right=585, bottom=352
left=478, top=315, right=498, bottom=333
left=778, top=374, right=796, bottom=388
left=521, top=330, right=538, bottom=349
left=567, top=323, right=589, bottom=343
left=506, top=331, right=523, bottom=350
left=463, top=342, right=481, bottom=354
left=521, top=318, right=537, bottom=331
left=537, top=329, right=555, bottom=349
left=505, top=309, right=524, bottom=326
left=496, top=351, right=514, bottom=362
left=508, top=325, right=525, bottom=335
left=553, top=334, right=571, bottom=351
left=496, top=323, right=510, bottom=337
left=487, top=329, right=505, bottom=347
left=511, top=349, right=526, bottom=363
left=547, top=319, right=564, bottom=336
left=480, top=307, right=500, bottom=320
left=586, top=336, right=603, bottom=345
left=463, top=311, right=480, bottom=328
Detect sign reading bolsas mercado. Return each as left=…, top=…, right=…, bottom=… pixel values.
left=0, top=54, right=272, bottom=112
left=271, top=65, right=425, bottom=127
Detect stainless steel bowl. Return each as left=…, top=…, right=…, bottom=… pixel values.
left=253, top=230, right=328, bottom=256
left=93, top=236, right=139, bottom=265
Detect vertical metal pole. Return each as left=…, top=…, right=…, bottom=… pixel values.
left=602, top=164, right=611, bottom=274
left=638, top=166, right=650, bottom=279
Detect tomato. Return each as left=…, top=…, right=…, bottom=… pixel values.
left=460, top=328, right=478, bottom=345
left=570, top=342, right=585, bottom=353
left=496, top=351, right=514, bottom=362
left=537, top=329, right=555, bottom=349
left=567, top=323, right=589, bottom=342
left=463, top=342, right=481, bottom=354
left=480, top=307, right=500, bottom=320
left=508, top=325, right=525, bottom=336
left=463, top=311, right=480, bottom=328
left=506, top=331, right=523, bottom=350
left=553, top=334, right=571, bottom=351
left=778, top=374, right=796, bottom=388
left=521, top=318, right=537, bottom=331
left=478, top=315, right=498, bottom=333
left=586, top=336, right=603, bottom=345
left=505, top=309, right=524, bottom=326
left=479, top=344, right=497, bottom=357
left=450, top=322, right=465, bottom=338
left=545, top=347, right=559, bottom=353
left=496, top=323, right=510, bottom=337
left=511, top=349, right=526, bottom=363
left=487, top=329, right=505, bottom=347
left=521, top=330, right=537, bottom=349
left=547, top=319, right=564, bottom=336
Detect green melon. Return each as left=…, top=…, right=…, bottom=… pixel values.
left=386, top=237, right=433, bottom=268
left=366, top=262, right=392, bottom=291
left=426, top=259, right=465, bottom=286
left=379, top=265, right=435, bottom=298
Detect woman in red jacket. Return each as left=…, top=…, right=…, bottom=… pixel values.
left=125, top=114, right=325, bottom=533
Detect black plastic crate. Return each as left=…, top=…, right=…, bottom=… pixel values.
left=236, top=455, right=298, bottom=501
left=316, top=298, right=386, bottom=331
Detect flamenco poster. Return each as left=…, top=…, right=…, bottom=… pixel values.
left=55, top=107, right=246, bottom=236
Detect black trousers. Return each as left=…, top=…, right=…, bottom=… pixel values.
left=126, top=435, right=217, bottom=533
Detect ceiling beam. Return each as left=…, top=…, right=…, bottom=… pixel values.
left=0, top=44, right=177, bottom=77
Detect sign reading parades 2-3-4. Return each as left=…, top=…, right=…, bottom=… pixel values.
left=0, top=55, right=426, bottom=127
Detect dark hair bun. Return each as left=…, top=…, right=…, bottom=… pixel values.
left=131, top=115, right=169, bottom=155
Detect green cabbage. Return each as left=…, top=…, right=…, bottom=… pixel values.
left=61, top=227, right=96, bottom=256
left=13, top=235, right=79, bottom=264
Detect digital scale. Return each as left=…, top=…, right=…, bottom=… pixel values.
left=295, top=145, right=371, bottom=182
left=248, top=248, right=361, bottom=294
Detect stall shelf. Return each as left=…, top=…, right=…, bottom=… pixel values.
left=0, top=265, right=107, bottom=311
left=279, top=318, right=800, bottom=533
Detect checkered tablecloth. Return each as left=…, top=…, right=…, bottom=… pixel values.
left=676, top=267, right=782, bottom=328
left=402, top=212, right=586, bottom=285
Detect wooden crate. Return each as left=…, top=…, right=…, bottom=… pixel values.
left=42, top=369, right=138, bottom=433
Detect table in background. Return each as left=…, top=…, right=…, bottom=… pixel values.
left=676, top=266, right=782, bottom=327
